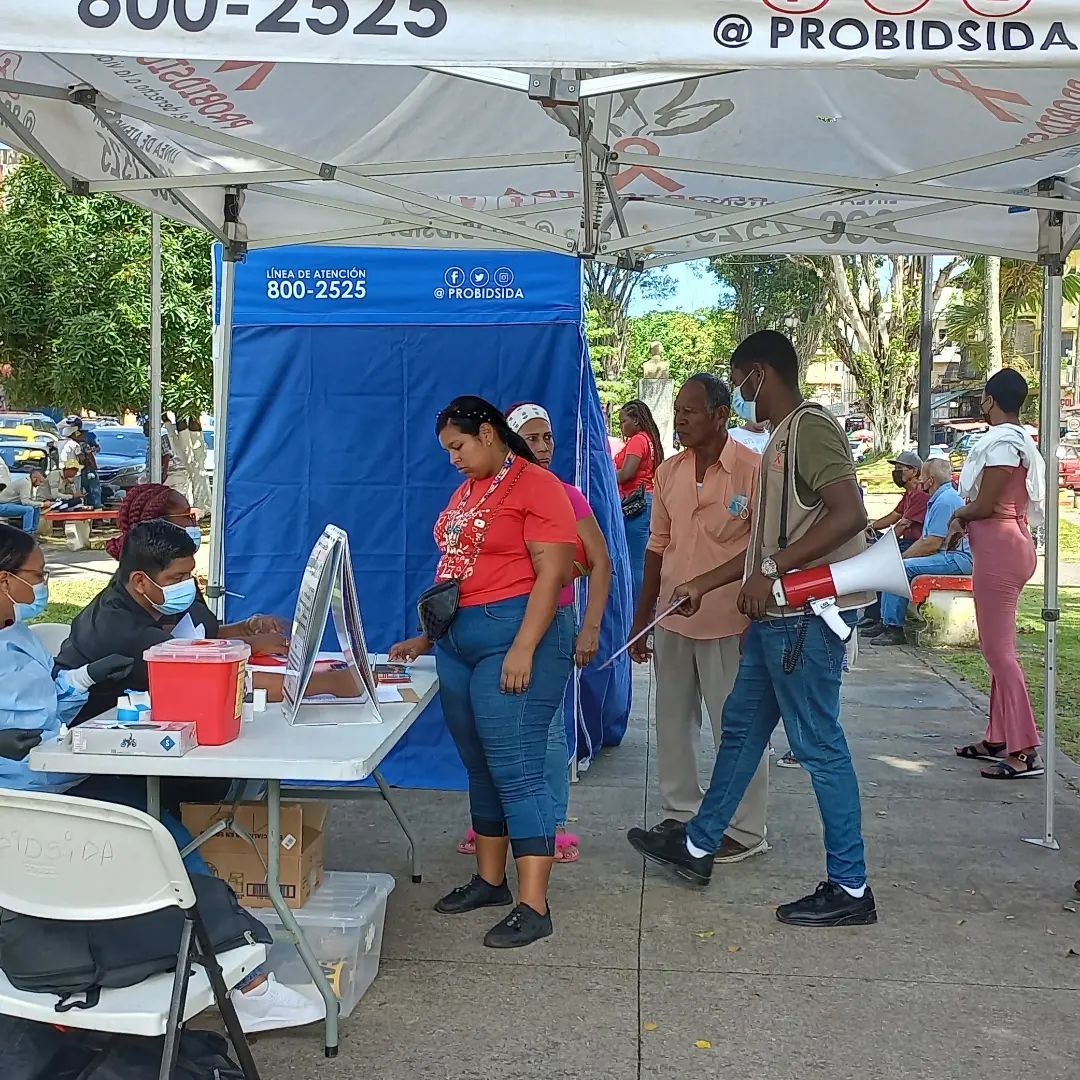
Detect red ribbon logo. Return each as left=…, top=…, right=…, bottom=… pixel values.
left=613, top=137, right=685, bottom=193
left=932, top=68, right=1031, bottom=123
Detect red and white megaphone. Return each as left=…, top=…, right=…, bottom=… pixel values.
left=770, top=528, right=911, bottom=642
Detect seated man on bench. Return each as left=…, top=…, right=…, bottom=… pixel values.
left=868, top=457, right=972, bottom=647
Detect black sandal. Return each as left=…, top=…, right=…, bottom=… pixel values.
left=981, top=752, right=1045, bottom=780
left=955, top=741, right=1006, bottom=762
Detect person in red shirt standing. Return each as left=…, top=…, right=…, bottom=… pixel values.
left=615, top=400, right=665, bottom=605
left=390, top=397, right=577, bottom=949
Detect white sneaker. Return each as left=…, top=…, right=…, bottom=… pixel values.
left=229, top=972, right=326, bottom=1034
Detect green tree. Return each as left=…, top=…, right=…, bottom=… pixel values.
left=708, top=255, right=832, bottom=379
left=807, top=255, right=962, bottom=453
left=0, top=159, right=213, bottom=417
left=944, top=255, right=1080, bottom=376
left=624, top=309, right=737, bottom=391
left=584, top=263, right=675, bottom=391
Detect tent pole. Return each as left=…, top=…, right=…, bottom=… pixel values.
left=150, top=213, right=162, bottom=485
left=207, top=255, right=235, bottom=621
left=918, top=255, right=933, bottom=458
left=1024, top=266, right=1062, bottom=851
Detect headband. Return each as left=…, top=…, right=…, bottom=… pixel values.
left=506, top=403, right=551, bottom=434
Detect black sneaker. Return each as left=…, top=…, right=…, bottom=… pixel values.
left=776, top=881, right=877, bottom=927
left=434, top=874, right=513, bottom=915
left=871, top=626, right=906, bottom=647
left=1074, top=879, right=1080, bottom=896
left=483, top=902, right=553, bottom=948
left=648, top=818, right=684, bottom=835
left=627, top=821, right=713, bottom=886
left=856, top=614, right=879, bottom=630
left=861, top=621, right=887, bottom=638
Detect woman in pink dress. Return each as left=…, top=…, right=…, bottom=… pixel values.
left=948, top=370, right=1045, bottom=780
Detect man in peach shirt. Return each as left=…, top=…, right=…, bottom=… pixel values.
left=628, top=374, right=769, bottom=863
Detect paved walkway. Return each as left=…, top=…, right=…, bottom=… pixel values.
left=246, top=649, right=1080, bottom=1080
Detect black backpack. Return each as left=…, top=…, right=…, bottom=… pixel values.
left=0, top=1015, right=244, bottom=1080
left=0, top=874, right=271, bottom=1011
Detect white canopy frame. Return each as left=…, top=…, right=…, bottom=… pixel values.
left=0, top=46, right=1073, bottom=850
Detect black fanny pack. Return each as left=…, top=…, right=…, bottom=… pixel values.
left=417, top=579, right=461, bottom=642
left=621, top=484, right=647, bottom=519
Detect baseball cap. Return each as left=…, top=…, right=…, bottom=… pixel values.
left=888, top=450, right=923, bottom=470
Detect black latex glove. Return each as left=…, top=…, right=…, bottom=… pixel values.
left=0, top=729, right=44, bottom=761
left=86, top=654, right=135, bottom=685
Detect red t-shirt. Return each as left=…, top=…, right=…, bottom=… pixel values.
left=895, top=487, right=930, bottom=541
left=615, top=431, right=656, bottom=497
left=434, top=460, right=577, bottom=607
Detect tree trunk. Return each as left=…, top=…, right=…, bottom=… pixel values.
left=985, top=256, right=1003, bottom=375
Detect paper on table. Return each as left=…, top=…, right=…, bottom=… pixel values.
left=376, top=686, right=404, bottom=704
left=172, top=614, right=205, bottom=640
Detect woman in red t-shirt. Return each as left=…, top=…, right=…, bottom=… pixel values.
left=390, top=397, right=577, bottom=949
left=614, top=399, right=665, bottom=604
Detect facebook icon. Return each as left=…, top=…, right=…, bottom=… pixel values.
left=444, top=267, right=465, bottom=287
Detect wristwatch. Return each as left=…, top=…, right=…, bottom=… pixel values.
left=760, top=556, right=780, bottom=580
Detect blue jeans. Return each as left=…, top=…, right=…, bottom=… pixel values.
left=82, top=470, right=102, bottom=509
left=622, top=492, right=652, bottom=606
left=880, top=551, right=974, bottom=627
left=0, top=502, right=40, bottom=534
left=687, top=613, right=866, bottom=888
left=437, top=597, right=575, bottom=858
left=545, top=706, right=570, bottom=829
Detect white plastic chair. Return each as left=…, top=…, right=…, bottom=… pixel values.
left=0, top=790, right=265, bottom=1079
left=28, top=621, right=70, bottom=657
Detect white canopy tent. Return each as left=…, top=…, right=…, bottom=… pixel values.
left=0, top=0, right=1074, bottom=847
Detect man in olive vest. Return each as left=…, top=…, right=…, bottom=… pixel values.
left=628, top=330, right=876, bottom=928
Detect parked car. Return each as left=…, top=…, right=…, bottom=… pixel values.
left=1058, top=443, right=1080, bottom=491
left=92, top=427, right=148, bottom=497
left=0, top=412, right=59, bottom=446
left=0, top=442, right=49, bottom=475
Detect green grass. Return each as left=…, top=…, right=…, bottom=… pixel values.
left=33, top=577, right=107, bottom=626
left=936, top=585, right=1080, bottom=760
left=856, top=456, right=896, bottom=495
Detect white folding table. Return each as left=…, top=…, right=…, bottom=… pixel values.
left=29, top=656, right=438, bottom=1058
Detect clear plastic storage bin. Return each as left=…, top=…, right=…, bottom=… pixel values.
left=252, top=870, right=395, bottom=1018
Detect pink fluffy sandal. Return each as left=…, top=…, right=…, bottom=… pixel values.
left=456, top=827, right=477, bottom=856
left=554, top=833, right=581, bottom=864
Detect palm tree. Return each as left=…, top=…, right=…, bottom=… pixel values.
left=944, top=256, right=1080, bottom=374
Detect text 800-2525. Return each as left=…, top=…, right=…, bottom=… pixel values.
left=78, top=0, right=447, bottom=39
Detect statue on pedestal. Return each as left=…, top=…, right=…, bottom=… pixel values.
left=643, top=341, right=669, bottom=380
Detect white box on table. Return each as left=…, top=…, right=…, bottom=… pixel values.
left=71, top=719, right=198, bottom=758
left=252, top=870, right=395, bottom=1018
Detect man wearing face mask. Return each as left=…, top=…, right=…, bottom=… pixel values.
left=629, top=331, right=877, bottom=928
left=56, top=519, right=205, bottom=726
left=857, top=450, right=928, bottom=631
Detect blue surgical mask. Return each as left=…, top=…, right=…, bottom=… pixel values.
left=185, top=526, right=203, bottom=550
left=732, top=370, right=761, bottom=425
left=147, top=576, right=197, bottom=616
left=11, top=579, right=49, bottom=624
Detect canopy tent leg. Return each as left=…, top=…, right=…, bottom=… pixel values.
left=150, top=213, right=163, bottom=485
left=207, top=255, right=236, bottom=621
left=1024, top=266, right=1063, bottom=851
left=917, top=255, right=934, bottom=459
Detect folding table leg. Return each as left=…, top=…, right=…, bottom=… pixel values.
left=147, top=776, right=161, bottom=820
left=265, top=779, right=341, bottom=1057
left=372, top=768, right=423, bottom=883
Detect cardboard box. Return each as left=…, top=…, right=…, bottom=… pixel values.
left=181, top=802, right=327, bottom=910
left=72, top=720, right=197, bottom=758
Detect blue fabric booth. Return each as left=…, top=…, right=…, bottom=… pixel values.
left=217, top=246, right=632, bottom=788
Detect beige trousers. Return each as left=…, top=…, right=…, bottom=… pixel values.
left=653, top=626, right=768, bottom=849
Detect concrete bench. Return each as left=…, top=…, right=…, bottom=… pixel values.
left=909, top=574, right=976, bottom=647
left=43, top=509, right=119, bottom=551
